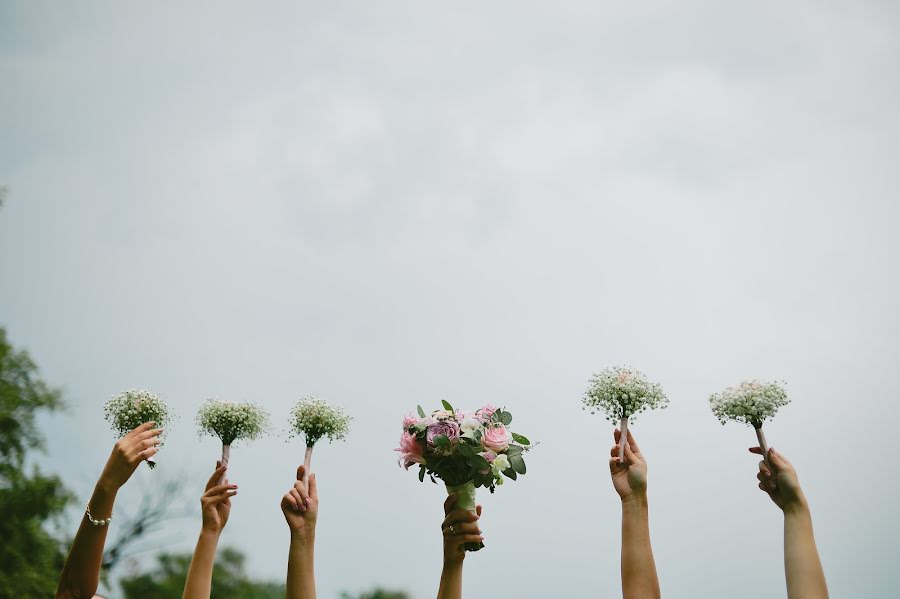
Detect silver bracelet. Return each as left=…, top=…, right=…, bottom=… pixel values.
left=85, top=502, right=113, bottom=527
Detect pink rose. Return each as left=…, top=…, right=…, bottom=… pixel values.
left=477, top=404, right=498, bottom=423
left=395, top=431, right=425, bottom=470
left=402, top=413, right=420, bottom=429
left=479, top=450, right=497, bottom=462
left=482, top=424, right=511, bottom=452
left=426, top=420, right=460, bottom=448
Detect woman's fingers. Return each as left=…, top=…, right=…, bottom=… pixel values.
left=625, top=429, right=640, bottom=454
left=204, top=489, right=238, bottom=505
left=126, top=421, right=156, bottom=439
left=308, top=473, right=318, bottom=502
left=136, top=446, right=159, bottom=462
left=204, top=461, right=226, bottom=488
left=442, top=509, right=478, bottom=529
left=443, top=522, right=480, bottom=536
left=205, top=483, right=238, bottom=497
left=289, top=488, right=306, bottom=512
left=443, top=494, right=457, bottom=516
left=749, top=446, right=763, bottom=455
left=454, top=534, right=485, bottom=546
left=134, top=427, right=164, bottom=442
left=283, top=492, right=299, bottom=511
left=293, top=481, right=310, bottom=507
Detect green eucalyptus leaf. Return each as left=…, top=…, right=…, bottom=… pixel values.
left=417, top=405, right=426, bottom=418
left=511, top=432, right=530, bottom=445
left=510, top=454, right=527, bottom=474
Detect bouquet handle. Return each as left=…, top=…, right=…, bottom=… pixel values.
left=618, top=417, right=629, bottom=462
left=303, top=446, right=313, bottom=486
left=754, top=426, right=771, bottom=470
left=446, top=481, right=484, bottom=552
left=220, top=444, right=231, bottom=484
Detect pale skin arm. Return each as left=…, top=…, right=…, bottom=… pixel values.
left=56, top=422, right=162, bottom=599
left=281, top=465, right=318, bottom=599
left=609, top=429, right=660, bottom=599
left=750, top=446, right=828, bottom=599
left=182, top=461, right=238, bottom=599
left=437, top=494, right=484, bottom=599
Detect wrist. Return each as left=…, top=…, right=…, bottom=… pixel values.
left=782, top=495, right=810, bottom=517
left=290, top=529, right=316, bottom=549
left=200, top=524, right=223, bottom=537
left=442, top=557, right=465, bottom=570
left=95, top=475, right=120, bottom=497
left=621, top=493, right=648, bottom=509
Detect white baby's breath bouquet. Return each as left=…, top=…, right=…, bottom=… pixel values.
left=583, top=366, right=668, bottom=460
left=288, top=396, right=351, bottom=483
left=104, top=389, right=173, bottom=469
left=709, top=380, right=789, bottom=468
left=197, top=399, right=270, bottom=468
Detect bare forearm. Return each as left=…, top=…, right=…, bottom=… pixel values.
left=56, top=481, right=117, bottom=598
left=437, top=562, right=463, bottom=599
left=287, top=534, right=316, bottom=599
left=182, top=530, right=221, bottom=599
left=783, top=501, right=828, bottom=599
left=621, top=496, right=660, bottom=599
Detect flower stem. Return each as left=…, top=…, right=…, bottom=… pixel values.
left=619, top=417, right=629, bottom=461
left=303, top=446, right=313, bottom=486
left=754, top=426, right=771, bottom=470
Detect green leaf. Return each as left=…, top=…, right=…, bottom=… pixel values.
left=505, top=445, right=523, bottom=456
left=417, top=405, right=426, bottom=418
left=434, top=434, right=449, bottom=447
left=471, top=455, right=490, bottom=470
left=502, top=468, right=517, bottom=480
left=500, top=411, right=513, bottom=426
left=511, top=432, right=530, bottom=445
left=418, top=465, right=426, bottom=482
left=441, top=399, right=454, bottom=413
left=457, top=443, right=475, bottom=457
left=510, top=454, right=527, bottom=474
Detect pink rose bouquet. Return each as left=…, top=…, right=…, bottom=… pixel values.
left=396, top=400, right=533, bottom=552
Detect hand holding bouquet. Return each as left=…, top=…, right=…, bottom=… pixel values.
left=196, top=399, right=269, bottom=470
left=104, top=389, right=172, bottom=469
left=396, top=400, right=533, bottom=552
left=288, top=396, right=351, bottom=485
left=583, top=366, right=668, bottom=461
left=709, top=380, right=789, bottom=469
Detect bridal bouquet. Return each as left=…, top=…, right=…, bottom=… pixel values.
left=583, top=366, right=668, bottom=460
left=197, top=399, right=269, bottom=470
left=709, top=380, right=789, bottom=468
left=104, top=389, right=173, bottom=469
left=396, top=401, right=532, bottom=552
left=288, top=396, right=351, bottom=484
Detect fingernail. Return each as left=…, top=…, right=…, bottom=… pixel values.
left=304, top=497, right=311, bottom=505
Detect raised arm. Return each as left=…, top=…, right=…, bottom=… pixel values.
left=437, top=494, right=484, bottom=599
left=751, top=446, right=828, bottom=599
left=182, top=462, right=237, bottom=599
left=609, top=429, right=660, bottom=599
left=281, top=465, right=318, bottom=599
left=56, top=422, right=161, bottom=599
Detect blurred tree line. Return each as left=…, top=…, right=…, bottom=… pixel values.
left=0, top=326, right=407, bottom=598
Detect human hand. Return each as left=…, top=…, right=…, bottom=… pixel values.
left=200, top=461, right=237, bottom=533
left=750, top=447, right=806, bottom=513
left=609, top=428, right=647, bottom=502
left=281, top=465, right=318, bottom=542
left=97, top=422, right=163, bottom=491
left=441, top=494, right=484, bottom=566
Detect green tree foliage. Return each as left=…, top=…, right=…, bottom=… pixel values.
left=119, top=547, right=285, bottom=599
left=0, top=327, right=73, bottom=596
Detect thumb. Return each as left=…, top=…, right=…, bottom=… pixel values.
left=476, top=504, right=482, bottom=517
left=768, top=448, right=790, bottom=471
left=623, top=441, right=639, bottom=465
left=309, top=472, right=318, bottom=502
left=296, top=465, right=305, bottom=481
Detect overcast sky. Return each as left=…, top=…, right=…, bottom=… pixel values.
left=2, top=1, right=899, bottom=597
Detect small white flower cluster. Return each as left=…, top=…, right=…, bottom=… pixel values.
left=104, top=389, right=172, bottom=438
left=709, top=380, right=789, bottom=428
left=289, top=396, right=351, bottom=447
left=196, top=399, right=270, bottom=446
left=583, top=366, right=669, bottom=423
